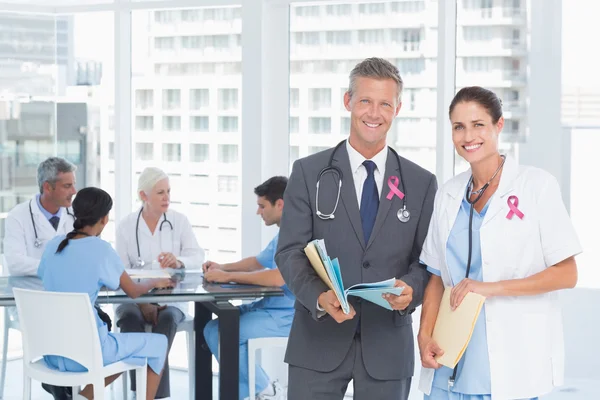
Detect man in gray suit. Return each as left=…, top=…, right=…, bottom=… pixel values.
left=275, top=57, right=437, bottom=400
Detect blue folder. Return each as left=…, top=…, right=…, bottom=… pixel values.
left=309, top=239, right=403, bottom=314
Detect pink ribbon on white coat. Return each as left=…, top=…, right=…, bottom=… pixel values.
left=506, top=195, right=524, bottom=220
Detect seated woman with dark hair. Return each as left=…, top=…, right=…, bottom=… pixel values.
left=37, top=187, right=173, bottom=400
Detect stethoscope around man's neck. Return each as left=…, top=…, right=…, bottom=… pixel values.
left=448, top=154, right=506, bottom=389
left=29, top=199, right=74, bottom=248
left=134, top=207, right=174, bottom=268
left=315, top=139, right=411, bottom=223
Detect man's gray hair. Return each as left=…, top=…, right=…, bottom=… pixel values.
left=37, top=157, right=77, bottom=194
left=348, top=57, right=404, bottom=100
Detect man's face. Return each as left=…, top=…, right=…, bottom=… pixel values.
left=256, top=196, right=283, bottom=226
left=344, top=76, right=401, bottom=149
left=45, top=172, right=77, bottom=208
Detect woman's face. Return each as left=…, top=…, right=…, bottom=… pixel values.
left=141, top=178, right=170, bottom=214
left=450, top=101, right=504, bottom=165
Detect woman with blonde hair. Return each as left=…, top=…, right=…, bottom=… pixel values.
left=115, top=167, right=204, bottom=398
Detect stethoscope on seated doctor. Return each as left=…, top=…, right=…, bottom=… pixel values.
left=315, top=139, right=411, bottom=223
left=29, top=200, right=75, bottom=248
left=134, top=207, right=174, bottom=268
left=448, top=154, right=506, bottom=388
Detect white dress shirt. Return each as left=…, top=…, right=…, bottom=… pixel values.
left=345, top=140, right=388, bottom=205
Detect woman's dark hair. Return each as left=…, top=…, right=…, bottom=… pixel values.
left=56, top=187, right=113, bottom=253
left=449, top=86, right=503, bottom=124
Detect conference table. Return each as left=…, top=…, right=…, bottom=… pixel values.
left=0, top=270, right=283, bottom=400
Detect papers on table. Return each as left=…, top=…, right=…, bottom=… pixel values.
left=304, top=239, right=403, bottom=314
left=432, top=287, right=485, bottom=368
left=125, top=268, right=173, bottom=279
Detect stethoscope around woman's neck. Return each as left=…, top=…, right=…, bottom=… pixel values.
left=448, top=154, right=506, bottom=388
left=135, top=207, right=173, bottom=268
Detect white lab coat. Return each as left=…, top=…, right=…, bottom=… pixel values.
left=418, top=156, right=582, bottom=400
left=2, top=196, right=74, bottom=276
left=116, top=208, right=205, bottom=314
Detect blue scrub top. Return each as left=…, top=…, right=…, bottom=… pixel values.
left=249, top=233, right=295, bottom=312
left=38, top=235, right=124, bottom=345
left=427, top=196, right=492, bottom=395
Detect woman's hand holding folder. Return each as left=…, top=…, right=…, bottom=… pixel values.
left=318, top=290, right=356, bottom=323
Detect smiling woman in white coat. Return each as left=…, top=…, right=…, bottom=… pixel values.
left=115, top=167, right=204, bottom=399
left=417, top=87, right=581, bottom=400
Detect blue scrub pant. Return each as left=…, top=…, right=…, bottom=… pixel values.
left=203, top=305, right=292, bottom=400
left=425, top=387, right=539, bottom=400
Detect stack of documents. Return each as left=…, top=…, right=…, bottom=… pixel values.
left=125, top=269, right=173, bottom=279
left=432, top=287, right=485, bottom=368
left=304, top=239, right=403, bottom=314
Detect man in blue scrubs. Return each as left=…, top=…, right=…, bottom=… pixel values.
left=203, top=176, right=293, bottom=400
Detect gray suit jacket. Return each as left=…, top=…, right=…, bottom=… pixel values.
left=275, top=143, right=437, bottom=381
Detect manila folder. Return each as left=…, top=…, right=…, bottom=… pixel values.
left=432, top=287, right=485, bottom=368
left=303, top=242, right=334, bottom=291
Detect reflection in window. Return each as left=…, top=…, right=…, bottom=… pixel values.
left=162, top=143, right=181, bottom=162
left=218, top=88, right=239, bottom=110
left=290, top=88, right=300, bottom=108
left=135, top=116, right=154, bottom=131
left=57, top=140, right=81, bottom=164
left=218, top=144, right=239, bottom=163
left=162, top=89, right=181, bottom=109
left=290, top=117, right=299, bottom=133
left=155, top=37, right=175, bottom=49
left=290, top=146, right=300, bottom=167
left=309, top=88, right=331, bottom=110
left=190, top=116, right=209, bottom=132
left=162, top=116, right=181, bottom=131
left=326, top=31, right=352, bottom=46
left=190, top=89, right=209, bottom=109
left=326, top=4, right=352, bottom=15
left=358, top=29, right=384, bottom=45
left=309, top=117, right=331, bottom=134
left=190, top=144, right=209, bottom=162
left=217, top=175, right=238, bottom=192
left=135, top=89, right=153, bottom=109
left=136, top=142, right=154, bottom=161
left=295, top=5, right=320, bottom=17
left=218, top=116, right=238, bottom=132
left=359, top=3, right=386, bottom=14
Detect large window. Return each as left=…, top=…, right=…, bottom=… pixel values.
left=132, top=6, right=242, bottom=263
left=454, top=0, right=529, bottom=173
left=289, top=1, right=437, bottom=170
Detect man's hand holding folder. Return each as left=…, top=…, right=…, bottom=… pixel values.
left=305, top=239, right=405, bottom=320
left=318, top=290, right=356, bottom=323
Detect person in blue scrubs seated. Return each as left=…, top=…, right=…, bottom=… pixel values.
left=417, top=87, right=581, bottom=400
left=203, top=176, right=293, bottom=400
left=37, top=187, right=174, bottom=400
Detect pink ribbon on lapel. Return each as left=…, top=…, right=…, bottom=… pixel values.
left=386, top=176, right=405, bottom=200
left=506, top=195, right=524, bottom=220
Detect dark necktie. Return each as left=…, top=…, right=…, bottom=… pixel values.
left=49, top=216, right=60, bottom=231
left=360, top=160, right=379, bottom=244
